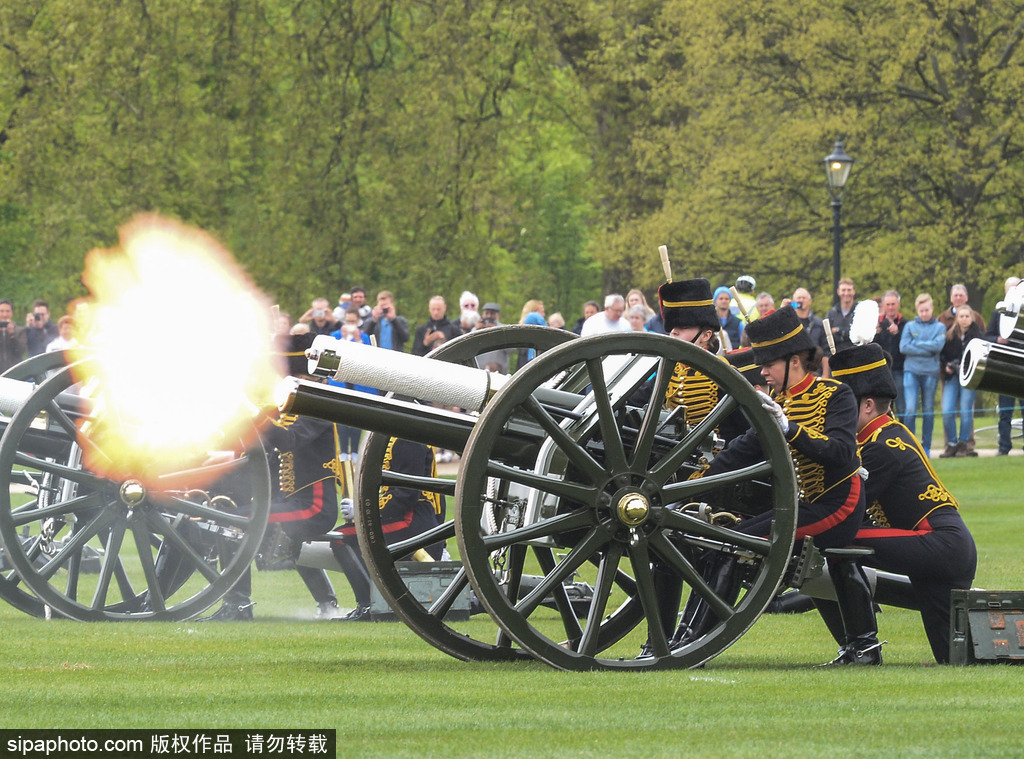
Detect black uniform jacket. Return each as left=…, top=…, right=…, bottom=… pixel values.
left=263, top=414, right=338, bottom=526
left=706, top=374, right=860, bottom=503
left=856, top=414, right=958, bottom=529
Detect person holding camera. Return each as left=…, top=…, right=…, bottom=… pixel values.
left=362, top=290, right=409, bottom=352
left=25, top=299, right=59, bottom=357
left=938, top=305, right=984, bottom=458
left=298, top=297, right=340, bottom=336
left=412, top=295, right=462, bottom=356
left=0, top=298, right=28, bottom=373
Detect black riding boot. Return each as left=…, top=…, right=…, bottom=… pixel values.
left=330, top=541, right=372, bottom=609
left=669, top=553, right=740, bottom=648
left=823, top=559, right=882, bottom=666
left=766, top=590, right=816, bottom=614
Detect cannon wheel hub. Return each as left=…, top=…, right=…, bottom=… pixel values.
left=119, top=480, right=147, bottom=507
left=615, top=492, right=650, bottom=527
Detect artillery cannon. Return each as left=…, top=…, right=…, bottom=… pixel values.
left=961, top=278, right=1024, bottom=398
left=0, top=325, right=806, bottom=669
left=282, top=327, right=800, bottom=670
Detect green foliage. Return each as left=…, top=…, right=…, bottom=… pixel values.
left=2, top=1, right=1023, bottom=325
left=0, top=1, right=600, bottom=322
left=579, top=0, right=1024, bottom=308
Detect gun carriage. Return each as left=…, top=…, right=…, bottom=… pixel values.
left=1, top=324, right=808, bottom=670
left=5, top=278, right=1021, bottom=668
left=0, top=350, right=272, bottom=621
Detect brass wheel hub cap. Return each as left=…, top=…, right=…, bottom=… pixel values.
left=119, top=480, right=147, bottom=507
left=616, top=493, right=650, bottom=527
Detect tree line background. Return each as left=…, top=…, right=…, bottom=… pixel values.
left=2, top=0, right=1023, bottom=327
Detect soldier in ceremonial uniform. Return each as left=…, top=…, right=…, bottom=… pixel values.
left=330, top=437, right=446, bottom=621
left=658, top=277, right=720, bottom=419
left=830, top=344, right=977, bottom=663
left=639, top=278, right=736, bottom=657
left=678, top=308, right=877, bottom=664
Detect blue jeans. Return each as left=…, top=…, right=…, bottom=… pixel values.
left=998, top=394, right=1024, bottom=453
left=904, top=371, right=938, bottom=453
left=941, top=380, right=976, bottom=445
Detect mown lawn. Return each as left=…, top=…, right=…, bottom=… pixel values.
left=1, top=456, right=1021, bottom=758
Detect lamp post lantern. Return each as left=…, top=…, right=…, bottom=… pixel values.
left=823, top=139, right=854, bottom=306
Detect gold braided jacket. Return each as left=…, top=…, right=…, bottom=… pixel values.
left=775, top=375, right=860, bottom=502
left=665, top=359, right=721, bottom=428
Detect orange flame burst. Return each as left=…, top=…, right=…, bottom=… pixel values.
left=74, top=214, right=283, bottom=485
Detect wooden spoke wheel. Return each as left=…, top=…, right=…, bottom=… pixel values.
left=0, top=350, right=71, bottom=384
left=355, top=326, right=575, bottom=661
left=0, top=350, right=74, bottom=617
left=0, top=360, right=271, bottom=621
left=455, top=333, right=798, bottom=670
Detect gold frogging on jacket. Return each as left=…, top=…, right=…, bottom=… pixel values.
left=278, top=450, right=296, bottom=494
left=666, top=364, right=719, bottom=427
left=778, top=381, right=839, bottom=501
left=378, top=436, right=444, bottom=516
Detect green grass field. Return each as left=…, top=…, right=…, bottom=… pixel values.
left=2, top=456, right=1022, bottom=758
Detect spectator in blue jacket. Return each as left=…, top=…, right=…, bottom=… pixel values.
left=899, top=293, right=946, bottom=457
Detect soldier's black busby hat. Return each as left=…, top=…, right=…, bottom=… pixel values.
left=745, top=306, right=817, bottom=365
left=829, top=343, right=897, bottom=400
left=725, top=347, right=763, bottom=386
left=283, top=332, right=317, bottom=377
left=658, top=278, right=718, bottom=333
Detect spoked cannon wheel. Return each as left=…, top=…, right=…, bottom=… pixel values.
left=355, top=326, right=575, bottom=661
left=0, top=350, right=71, bottom=384
left=0, top=360, right=271, bottom=621
left=0, top=350, right=75, bottom=617
left=455, top=332, right=798, bottom=670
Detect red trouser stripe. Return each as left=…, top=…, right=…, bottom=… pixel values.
left=856, top=516, right=934, bottom=540
left=795, top=475, right=861, bottom=540
left=336, top=507, right=415, bottom=537
left=269, top=480, right=324, bottom=523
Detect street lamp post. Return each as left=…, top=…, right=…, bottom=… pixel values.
left=823, top=140, right=855, bottom=307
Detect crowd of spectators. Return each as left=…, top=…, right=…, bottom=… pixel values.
left=5, top=274, right=1020, bottom=455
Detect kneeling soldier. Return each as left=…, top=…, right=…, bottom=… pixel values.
left=830, top=343, right=977, bottom=663
left=687, top=308, right=877, bottom=664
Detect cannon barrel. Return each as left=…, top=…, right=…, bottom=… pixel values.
left=284, top=335, right=593, bottom=460
left=279, top=378, right=553, bottom=466
left=0, top=377, right=36, bottom=418
left=960, top=338, right=1024, bottom=397
left=306, top=335, right=508, bottom=412
left=281, top=378, right=482, bottom=453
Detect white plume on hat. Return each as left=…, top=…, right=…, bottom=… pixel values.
left=849, top=299, right=880, bottom=347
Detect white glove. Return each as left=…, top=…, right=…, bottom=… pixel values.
left=755, top=390, right=790, bottom=435
left=340, top=498, right=355, bottom=522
